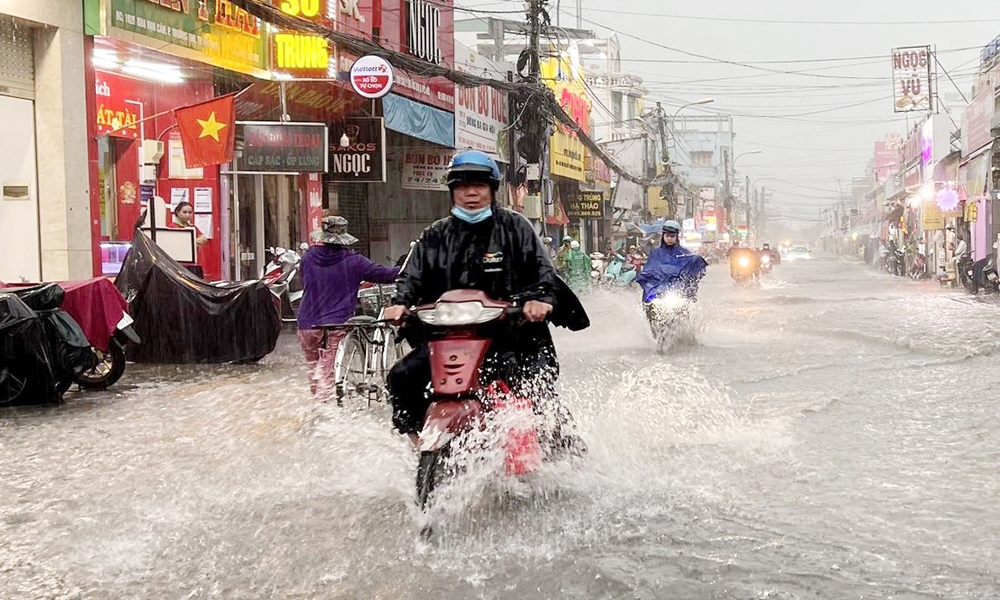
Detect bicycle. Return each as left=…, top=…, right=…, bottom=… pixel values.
left=321, top=285, right=408, bottom=407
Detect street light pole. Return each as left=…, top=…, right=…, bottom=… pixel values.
left=731, top=150, right=762, bottom=239
left=655, top=98, right=713, bottom=219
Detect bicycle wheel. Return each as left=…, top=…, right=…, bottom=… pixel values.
left=333, top=332, right=368, bottom=405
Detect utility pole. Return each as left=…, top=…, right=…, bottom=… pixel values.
left=723, top=150, right=731, bottom=234
left=655, top=102, right=677, bottom=218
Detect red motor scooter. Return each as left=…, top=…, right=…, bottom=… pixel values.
left=410, top=289, right=564, bottom=529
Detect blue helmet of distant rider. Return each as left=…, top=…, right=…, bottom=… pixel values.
left=446, top=150, right=500, bottom=224
left=662, top=220, right=681, bottom=246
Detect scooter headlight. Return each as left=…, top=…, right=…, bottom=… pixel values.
left=761, top=254, right=771, bottom=264
left=650, top=293, right=688, bottom=311
left=738, top=256, right=750, bottom=268
left=417, top=301, right=505, bottom=326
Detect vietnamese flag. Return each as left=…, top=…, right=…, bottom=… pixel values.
left=174, top=94, right=237, bottom=168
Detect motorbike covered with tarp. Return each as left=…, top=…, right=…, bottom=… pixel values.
left=0, top=285, right=97, bottom=405
left=115, top=229, right=280, bottom=364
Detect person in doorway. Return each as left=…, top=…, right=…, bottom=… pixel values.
left=296, top=215, right=399, bottom=403
left=169, top=202, right=208, bottom=248
left=381, top=149, right=589, bottom=446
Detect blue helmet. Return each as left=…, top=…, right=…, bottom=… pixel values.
left=447, top=150, right=501, bottom=191
left=662, top=220, right=682, bottom=234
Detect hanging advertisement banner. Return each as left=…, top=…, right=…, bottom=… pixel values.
left=566, top=190, right=604, bottom=219
left=237, top=122, right=329, bottom=173
left=891, top=46, right=933, bottom=113
left=963, top=82, right=995, bottom=156
left=327, top=117, right=386, bottom=182
left=401, top=147, right=452, bottom=191
left=106, top=0, right=270, bottom=77
left=94, top=70, right=144, bottom=139
left=540, top=53, right=590, bottom=182
left=350, top=55, right=395, bottom=99
left=454, top=41, right=509, bottom=159
left=921, top=200, right=944, bottom=230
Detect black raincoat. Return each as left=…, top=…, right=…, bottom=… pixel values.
left=388, top=208, right=589, bottom=434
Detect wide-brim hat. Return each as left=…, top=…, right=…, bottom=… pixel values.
left=311, top=215, right=359, bottom=246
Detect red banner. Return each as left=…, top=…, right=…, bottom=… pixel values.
left=174, top=94, right=237, bottom=168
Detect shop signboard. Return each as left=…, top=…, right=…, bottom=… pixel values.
left=565, top=190, right=604, bottom=219
left=540, top=53, right=591, bottom=182
left=328, top=117, right=386, bottom=182
left=921, top=200, right=944, bottom=230
left=271, top=0, right=335, bottom=79
left=94, top=70, right=144, bottom=139
left=891, top=46, right=933, bottom=113
left=350, top=55, right=395, bottom=99
left=454, top=42, right=509, bottom=159
left=401, top=148, right=452, bottom=191
left=963, top=81, right=995, bottom=156
left=106, top=0, right=269, bottom=77
left=237, top=122, right=329, bottom=173
left=874, top=137, right=900, bottom=183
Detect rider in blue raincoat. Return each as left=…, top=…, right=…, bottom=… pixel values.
left=635, top=220, right=708, bottom=302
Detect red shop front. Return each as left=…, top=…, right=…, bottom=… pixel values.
left=86, top=40, right=224, bottom=281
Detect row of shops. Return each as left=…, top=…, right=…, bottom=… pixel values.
left=0, top=0, right=624, bottom=284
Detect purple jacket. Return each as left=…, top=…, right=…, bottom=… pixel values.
left=296, top=245, right=399, bottom=329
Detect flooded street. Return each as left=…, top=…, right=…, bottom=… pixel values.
left=3, top=253, right=1000, bottom=599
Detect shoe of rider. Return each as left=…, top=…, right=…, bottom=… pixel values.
left=382, top=149, right=590, bottom=438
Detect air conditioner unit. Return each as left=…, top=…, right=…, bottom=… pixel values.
left=522, top=194, right=542, bottom=219
left=142, top=139, right=165, bottom=165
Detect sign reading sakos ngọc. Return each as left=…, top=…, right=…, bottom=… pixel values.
left=328, top=117, right=386, bottom=183
left=402, top=148, right=453, bottom=191
left=350, top=55, right=394, bottom=99
left=94, top=70, right=144, bottom=139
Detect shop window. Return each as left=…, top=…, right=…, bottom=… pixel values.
left=691, top=151, right=713, bottom=167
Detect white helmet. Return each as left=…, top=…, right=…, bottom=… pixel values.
left=570, top=240, right=580, bottom=249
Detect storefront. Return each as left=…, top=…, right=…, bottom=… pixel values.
left=0, top=4, right=90, bottom=282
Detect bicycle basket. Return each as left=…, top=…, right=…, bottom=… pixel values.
left=356, top=284, right=397, bottom=318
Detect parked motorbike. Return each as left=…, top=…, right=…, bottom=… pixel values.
left=589, top=252, right=607, bottom=282
left=908, top=252, right=929, bottom=281
left=410, top=288, right=578, bottom=538
left=971, top=254, right=1000, bottom=294
left=262, top=244, right=306, bottom=323
left=1, top=284, right=97, bottom=404
left=883, top=249, right=905, bottom=277
left=2, top=278, right=138, bottom=391
left=604, top=253, right=637, bottom=287
left=956, top=255, right=977, bottom=292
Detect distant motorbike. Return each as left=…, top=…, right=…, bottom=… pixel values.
left=908, top=252, right=929, bottom=280
left=729, top=252, right=757, bottom=285
left=759, top=252, right=773, bottom=276
left=604, top=253, right=637, bottom=287
left=262, top=244, right=306, bottom=323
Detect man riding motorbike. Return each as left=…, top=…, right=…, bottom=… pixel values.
left=727, top=240, right=759, bottom=281
left=383, top=150, right=589, bottom=446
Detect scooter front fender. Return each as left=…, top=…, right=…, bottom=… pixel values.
left=419, top=400, right=483, bottom=452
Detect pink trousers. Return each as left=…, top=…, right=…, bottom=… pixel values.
left=297, top=328, right=348, bottom=402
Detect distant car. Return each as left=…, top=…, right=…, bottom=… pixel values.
left=785, top=246, right=812, bottom=261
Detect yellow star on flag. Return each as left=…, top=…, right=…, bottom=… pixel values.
left=197, top=111, right=227, bottom=142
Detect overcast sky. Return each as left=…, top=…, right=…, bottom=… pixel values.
left=456, top=0, right=1000, bottom=223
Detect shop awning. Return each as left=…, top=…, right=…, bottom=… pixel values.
left=383, top=93, right=455, bottom=147
left=885, top=205, right=904, bottom=223
left=236, top=81, right=365, bottom=123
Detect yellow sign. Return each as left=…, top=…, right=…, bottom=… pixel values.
left=921, top=200, right=944, bottom=230
left=274, top=33, right=329, bottom=70
left=966, top=200, right=979, bottom=222
left=540, top=53, right=591, bottom=182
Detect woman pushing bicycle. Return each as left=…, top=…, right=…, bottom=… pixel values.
left=297, top=216, right=399, bottom=402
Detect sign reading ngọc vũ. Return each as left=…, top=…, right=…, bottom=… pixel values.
left=107, top=0, right=269, bottom=77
